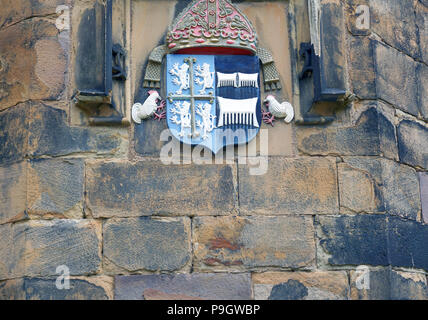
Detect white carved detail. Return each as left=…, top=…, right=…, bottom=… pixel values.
left=131, top=90, right=161, bottom=124
left=170, top=62, right=190, bottom=95
left=217, top=72, right=238, bottom=88
left=196, top=103, right=216, bottom=140
left=237, top=72, right=258, bottom=88
left=170, top=101, right=192, bottom=137
left=194, top=63, right=214, bottom=94
left=264, top=95, right=294, bottom=123
left=217, top=72, right=258, bottom=88
left=217, top=97, right=259, bottom=128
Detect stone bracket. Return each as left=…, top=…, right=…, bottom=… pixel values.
left=74, top=0, right=128, bottom=126
left=296, top=0, right=350, bottom=125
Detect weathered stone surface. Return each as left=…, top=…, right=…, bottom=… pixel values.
left=0, top=0, right=70, bottom=30
left=0, top=18, right=67, bottom=110
left=115, top=273, right=252, bottom=300
left=297, top=107, right=395, bottom=157
left=0, top=220, right=101, bottom=279
left=253, top=271, right=349, bottom=300
left=0, top=162, right=27, bottom=225
left=0, top=224, right=15, bottom=280
left=389, top=217, right=428, bottom=271
left=369, top=0, right=420, bottom=59
left=348, top=37, right=376, bottom=99
left=338, top=157, right=420, bottom=218
left=350, top=268, right=428, bottom=300
left=0, top=276, right=112, bottom=300
left=345, top=0, right=371, bottom=36
left=338, top=158, right=384, bottom=214
left=27, top=102, right=128, bottom=158
left=375, top=43, right=419, bottom=116
left=193, top=216, right=315, bottom=271
left=103, top=217, right=191, bottom=273
left=0, top=103, right=28, bottom=165
left=27, top=159, right=84, bottom=218
left=416, top=2, right=428, bottom=64
left=382, top=160, right=421, bottom=220
left=397, top=119, right=428, bottom=169
left=86, top=161, right=236, bottom=217
left=238, top=157, right=338, bottom=215
left=417, top=64, right=428, bottom=121
left=134, top=118, right=169, bottom=156
left=317, top=215, right=389, bottom=267
left=420, top=172, right=428, bottom=224
left=0, top=102, right=128, bottom=165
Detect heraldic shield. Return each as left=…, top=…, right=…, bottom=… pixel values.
left=166, top=54, right=261, bottom=154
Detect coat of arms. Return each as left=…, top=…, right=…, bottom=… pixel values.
left=132, top=0, right=293, bottom=153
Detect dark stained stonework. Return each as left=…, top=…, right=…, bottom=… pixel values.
left=397, top=120, right=428, bottom=169
left=319, top=215, right=428, bottom=272
left=369, top=0, right=421, bottom=60
left=0, top=162, right=27, bottom=225
left=297, top=107, right=396, bottom=157
left=115, top=273, right=252, bottom=300
left=382, top=160, right=421, bottom=220
left=420, top=172, right=428, bottom=224
left=375, top=43, right=419, bottom=117
left=0, top=220, right=101, bottom=280
left=103, top=217, right=191, bottom=273
left=0, top=277, right=111, bottom=300
left=86, top=161, right=236, bottom=217
left=317, top=215, right=389, bottom=267
left=350, top=268, right=428, bottom=300
left=0, top=102, right=127, bottom=165
left=253, top=271, right=349, bottom=300
left=268, top=280, right=308, bottom=300
left=27, top=159, right=84, bottom=218
left=348, top=37, right=376, bottom=99
left=388, top=217, right=428, bottom=271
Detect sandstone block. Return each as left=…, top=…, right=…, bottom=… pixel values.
left=193, top=216, right=315, bottom=271
left=0, top=276, right=112, bottom=300
left=375, top=42, right=419, bottom=116
left=420, top=172, right=428, bottom=224
left=238, top=157, right=338, bottom=215
left=115, top=273, right=252, bottom=300
left=397, top=119, right=428, bottom=169
left=317, top=215, right=389, bottom=267
left=350, top=268, right=428, bottom=300
left=389, top=217, right=428, bottom=271
left=0, top=162, right=27, bottom=225
left=0, top=220, right=101, bottom=279
left=27, top=159, right=84, bottom=218
left=86, top=161, right=236, bottom=217
left=103, top=217, right=191, bottom=273
left=0, top=19, right=67, bottom=110
left=253, top=271, right=349, bottom=300
left=297, top=107, right=396, bottom=157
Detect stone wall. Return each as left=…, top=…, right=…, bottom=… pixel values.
left=0, top=0, right=427, bottom=300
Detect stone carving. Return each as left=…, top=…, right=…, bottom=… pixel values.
left=170, top=62, right=190, bottom=95
left=170, top=101, right=192, bottom=137
left=196, top=102, right=217, bottom=140
left=195, top=63, right=215, bottom=94
left=131, top=90, right=165, bottom=124
left=264, top=95, right=294, bottom=124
